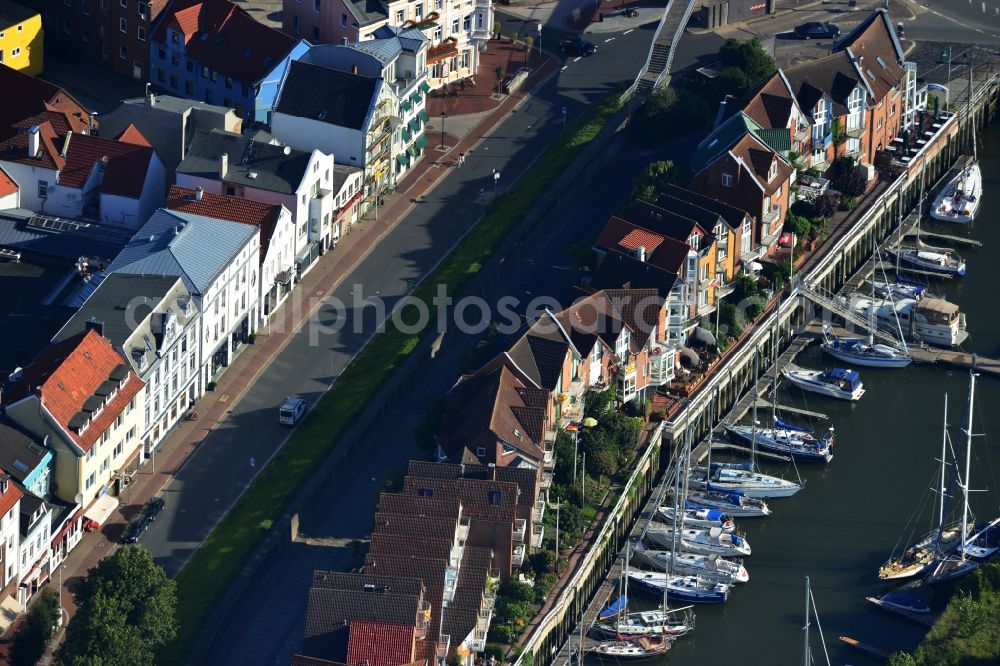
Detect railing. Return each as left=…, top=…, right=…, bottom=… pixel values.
left=661, top=0, right=698, bottom=87
left=436, top=634, right=451, bottom=660
left=415, top=600, right=432, bottom=639
left=513, top=543, right=526, bottom=567
left=530, top=523, right=544, bottom=549
left=762, top=208, right=780, bottom=229
left=541, top=471, right=553, bottom=489
left=620, top=0, right=675, bottom=102
left=533, top=498, right=545, bottom=523
left=514, top=518, right=527, bottom=543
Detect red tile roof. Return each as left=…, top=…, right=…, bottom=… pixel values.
left=346, top=620, right=415, bottom=666
left=58, top=133, right=156, bottom=198
left=12, top=330, right=144, bottom=453
left=595, top=216, right=690, bottom=275
left=155, top=0, right=298, bottom=84
left=833, top=10, right=905, bottom=102
left=116, top=124, right=152, bottom=147
left=728, top=132, right=793, bottom=196
left=0, top=165, right=17, bottom=197
left=0, top=64, right=92, bottom=140
left=618, top=228, right=665, bottom=253
left=0, top=121, right=66, bottom=171
left=0, top=474, right=24, bottom=518
left=166, top=185, right=282, bottom=262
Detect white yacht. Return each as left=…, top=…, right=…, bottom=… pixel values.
left=930, top=162, right=982, bottom=223
left=850, top=295, right=968, bottom=348
left=782, top=366, right=865, bottom=401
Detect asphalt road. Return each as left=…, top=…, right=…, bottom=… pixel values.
left=121, top=17, right=657, bottom=664
left=902, top=0, right=1000, bottom=45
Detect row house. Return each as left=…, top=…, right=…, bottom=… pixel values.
left=692, top=112, right=794, bottom=254
left=0, top=124, right=165, bottom=227
left=22, top=0, right=167, bottom=81
left=100, top=93, right=243, bottom=180
left=271, top=59, right=404, bottom=205
left=150, top=0, right=310, bottom=121
left=283, top=0, right=493, bottom=89
left=0, top=474, right=23, bottom=615
left=166, top=185, right=297, bottom=324
left=175, top=128, right=349, bottom=265
left=296, top=570, right=434, bottom=665
left=55, top=273, right=200, bottom=459
left=99, top=208, right=260, bottom=387
left=290, top=25, right=431, bottom=180
left=5, top=329, right=145, bottom=538
left=0, top=0, right=43, bottom=74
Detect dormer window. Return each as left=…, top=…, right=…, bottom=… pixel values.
left=768, top=160, right=777, bottom=182
left=476, top=446, right=486, bottom=457
left=687, top=233, right=700, bottom=251
left=489, top=490, right=502, bottom=506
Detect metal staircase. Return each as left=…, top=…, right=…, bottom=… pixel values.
left=795, top=281, right=904, bottom=346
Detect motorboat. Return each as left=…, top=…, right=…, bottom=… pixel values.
left=890, top=245, right=966, bottom=277
left=725, top=423, right=834, bottom=463
left=632, top=541, right=749, bottom=584
left=657, top=506, right=735, bottom=533
left=872, top=279, right=930, bottom=302
left=644, top=524, right=752, bottom=557
left=866, top=592, right=931, bottom=616
left=930, top=161, right=982, bottom=224
left=591, top=635, right=671, bottom=660
left=626, top=570, right=731, bottom=604
left=963, top=518, right=1000, bottom=561
left=782, top=366, right=865, bottom=401
left=683, top=489, right=771, bottom=517
left=849, top=294, right=968, bottom=348
left=688, top=462, right=802, bottom=498
left=821, top=327, right=911, bottom=368
left=591, top=607, right=695, bottom=640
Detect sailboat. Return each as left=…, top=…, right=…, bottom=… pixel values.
left=656, top=506, right=735, bottom=533
left=879, top=393, right=961, bottom=580
left=930, top=64, right=982, bottom=224
left=591, top=634, right=672, bottom=660
left=872, top=279, right=931, bottom=302
left=633, top=540, right=749, bottom=584
left=962, top=517, right=1000, bottom=561
left=644, top=524, right=752, bottom=557
left=782, top=366, right=865, bottom=401
left=683, top=488, right=772, bottom=517
left=926, top=372, right=982, bottom=585
left=802, top=577, right=832, bottom=666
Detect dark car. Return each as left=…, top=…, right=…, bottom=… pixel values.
left=144, top=496, right=165, bottom=520
left=121, top=514, right=151, bottom=544
left=794, top=22, right=841, bottom=39
left=560, top=37, right=597, bottom=56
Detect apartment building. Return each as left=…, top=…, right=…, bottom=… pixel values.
left=0, top=0, right=43, bottom=74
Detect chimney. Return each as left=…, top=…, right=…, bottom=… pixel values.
left=0, top=475, right=7, bottom=495
left=195, top=186, right=204, bottom=201
left=85, top=317, right=105, bottom=337
left=28, top=125, right=40, bottom=158
left=219, top=152, right=229, bottom=179
left=352, top=64, right=359, bottom=75
left=636, top=245, right=647, bottom=263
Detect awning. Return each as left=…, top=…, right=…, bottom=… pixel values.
left=419, top=81, right=431, bottom=93
left=414, top=134, right=429, bottom=150
left=694, top=326, right=717, bottom=346
left=748, top=261, right=764, bottom=272
left=418, top=109, right=430, bottom=123
left=411, top=92, right=422, bottom=105
left=84, top=493, right=119, bottom=527
left=407, top=146, right=419, bottom=158
left=680, top=347, right=700, bottom=366
left=401, top=126, right=412, bottom=142
left=401, top=99, right=413, bottom=113
left=409, top=118, right=421, bottom=133
left=0, top=595, right=23, bottom=633
left=397, top=154, right=410, bottom=167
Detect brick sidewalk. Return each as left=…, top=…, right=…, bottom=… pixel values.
left=35, top=48, right=560, bottom=653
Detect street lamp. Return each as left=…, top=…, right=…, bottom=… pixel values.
left=536, top=22, right=542, bottom=54
left=492, top=168, right=500, bottom=199
left=439, top=111, right=448, bottom=149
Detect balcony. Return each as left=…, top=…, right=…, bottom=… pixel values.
left=513, top=543, right=526, bottom=567
left=540, top=470, right=553, bottom=490
left=543, top=436, right=554, bottom=467
left=696, top=300, right=716, bottom=317
left=415, top=600, right=432, bottom=639
left=531, top=523, right=544, bottom=549
left=514, top=518, right=527, bottom=543
left=795, top=125, right=810, bottom=142
left=436, top=635, right=451, bottom=660
left=533, top=498, right=545, bottom=524
left=762, top=207, right=780, bottom=229
left=846, top=121, right=865, bottom=139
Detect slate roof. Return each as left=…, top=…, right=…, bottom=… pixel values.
left=105, top=208, right=257, bottom=296
left=589, top=249, right=679, bottom=298
left=346, top=620, right=415, bottom=666
left=736, top=71, right=799, bottom=129
left=0, top=64, right=91, bottom=140
left=659, top=184, right=751, bottom=231
left=627, top=201, right=713, bottom=243
left=9, top=330, right=144, bottom=453
left=18, top=488, right=48, bottom=538
left=275, top=60, right=379, bottom=131
left=345, top=0, right=388, bottom=26
left=376, top=492, right=461, bottom=519
left=0, top=165, right=16, bottom=197
left=0, top=420, right=48, bottom=486
left=310, top=570, right=424, bottom=597
left=177, top=129, right=312, bottom=194
left=595, top=216, right=690, bottom=274
left=783, top=51, right=869, bottom=116
left=753, top=127, right=791, bottom=153
left=372, top=25, right=429, bottom=53
left=437, top=364, right=547, bottom=465
left=331, top=163, right=361, bottom=195
left=154, top=0, right=299, bottom=84
left=833, top=9, right=905, bottom=101
left=52, top=273, right=181, bottom=345
left=504, top=312, right=574, bottom=392
left=402, top=477, right=518, bottom=522
left=166, top=185, right=282, bottom=263
left=373, top=512, right=459, bottom=543
left=57, top=132, right=156, bottom=198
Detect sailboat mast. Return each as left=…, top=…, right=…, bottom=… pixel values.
left=868, top=236, right=876, bottom=347
left=938, top=393, right=949, bottom=535
left=771, top=297, right=779, bottom=425
left=960, top=373, right=977, bottom=563
left=802, top=576, right=811, bottom=666
left=968, top=53, right=976, bottom=162
left=751, top=351, right=759, bottom=465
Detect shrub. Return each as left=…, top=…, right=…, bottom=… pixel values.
left=840, top=197, right=860, bottom=212
left=11, top=590, right=61, bottom=666
left=811, top=192, right=841, bottom=219
left=783, top=212, right=811, bottom=239
left=529, top=550, right=556, bottom=576
left=535, top=573, right=559, bottom=602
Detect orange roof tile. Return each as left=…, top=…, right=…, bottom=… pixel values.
left=116, top=123, right=152, bottom=147
left=0, top=165, right=17, bottom=197
left=618, top=228, right=665, bottom=252
left=0, top=473, right=24, bottom=518
left=166, top=185, right=281, bottom=262
left=346, top=620, right=416, bottom=666
left=0, top=121, right=66, bottom=171
left=58, top=133, right=155, bottom=197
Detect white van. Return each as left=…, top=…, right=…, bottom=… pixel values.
left=279, top=396, right=307, bottom=425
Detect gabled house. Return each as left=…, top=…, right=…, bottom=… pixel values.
left=15, top=486, right=51, bottom=605
left=54, top=273, right=200, bottom=457
left=692, top=126, right=793, bottom=253
left=4, top=329, right=144, bottom=530
left=0, top=64, right=93, bottom=140
left=150, top=0, right=310, bottom=121
left=717, top=70, right=810, bottom=156
left=0, top=422, right=51, bottom=501
left=166, top=185, right=296, bottom=324
left=0, top=0, right=43, bottom=75
left=175, top=128, right=340, bottom=262
left=0, top=473, right=24, bottom=610
left=658, top=184, right=757, bottom=274
left=271, top=59, right=402, bottom=202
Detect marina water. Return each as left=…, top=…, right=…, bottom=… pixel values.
left=619, top=123, right=1000, bottom=665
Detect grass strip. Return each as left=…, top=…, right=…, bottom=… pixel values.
left=161, top=89, right=624, bottom=664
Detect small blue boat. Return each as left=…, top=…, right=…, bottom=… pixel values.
left=598, top=594, right=627, bottom=621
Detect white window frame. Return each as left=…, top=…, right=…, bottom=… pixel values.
left=721, top=172, right=733, bottom=188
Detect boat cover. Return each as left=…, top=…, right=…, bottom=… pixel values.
left=599, top=594, right=628, bottom=620
left=824, top=368, right=861, bottom=389
left=881, top=592, right=929, bottom=612
left=774, top=418, right=812, bottom=433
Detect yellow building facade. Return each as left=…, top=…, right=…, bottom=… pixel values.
left=0, top=0, right=42, bottom=75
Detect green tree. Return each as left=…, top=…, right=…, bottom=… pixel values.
left=718, top=37, right=776, bottom=82
left=60, top=546, right=177, bottom=666
left=887, top=653, right=920, bottom=666
left=494, top=64, right=506, bottom=94
left=529, top=550, right=556, bottom=576
left=628, top=160, right=677, bottom=204
left=587, top=449, right=618, bottom=477
left=11, top=590, right=62, bottom=666
left=831, top=118, right=845, bottom=147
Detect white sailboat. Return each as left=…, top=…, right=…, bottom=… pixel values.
left=782, top=365, right=865, bottom=401
left=656, top=506, right=736, bottom=533
left=930, top=64, right=982, bottom=224
left=644, top=524, right=752, bottom=557
left=632, top=540, right=750, bottom=584
left=802, top=577, right=831, bottom=666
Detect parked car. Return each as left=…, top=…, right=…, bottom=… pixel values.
left=560, top=37, right=597, bottom=56
left=121, top=514, right=151, bottom=544
left=144, top=496, right=165, bottom=520
left=794, top=22, right=841, bottom=39
left=279, top=395, right=307, bottom=426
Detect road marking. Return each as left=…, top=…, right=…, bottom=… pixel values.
left=982, top=1, right=986, bottom=10
left=604, top=37, right=615, bottom=42
left=623, top=28, right=634, bottom=34
left=561, top=65, right=569, bottom=71
left=573, top=56, right=582, bottom=62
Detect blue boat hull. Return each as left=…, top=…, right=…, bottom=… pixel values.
left=628, top=576, right=729, bottom=604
